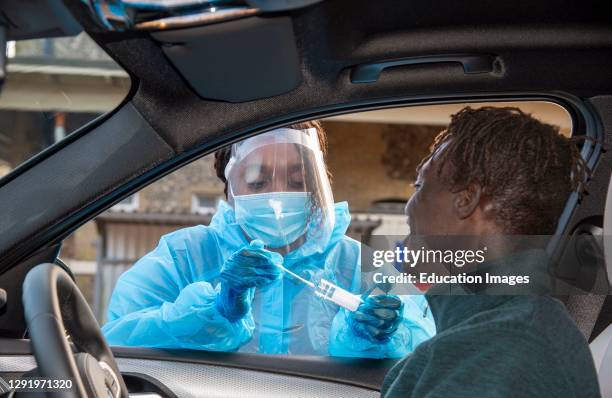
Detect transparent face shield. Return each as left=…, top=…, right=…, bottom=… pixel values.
left=225, top=127, right=336, bottom=252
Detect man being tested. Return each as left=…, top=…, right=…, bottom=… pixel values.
left=382, top=107, right=600, bottom=397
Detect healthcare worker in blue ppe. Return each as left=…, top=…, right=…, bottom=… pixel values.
left=102, top=121, right=435, bottom=357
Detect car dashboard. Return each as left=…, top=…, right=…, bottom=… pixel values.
left=0, top=341, right=385, bottom=398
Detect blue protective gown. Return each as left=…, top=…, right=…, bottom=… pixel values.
left=102, top=201, right=435, bottom=358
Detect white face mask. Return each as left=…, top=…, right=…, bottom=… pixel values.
left=234, top=192, right=310, bottom=249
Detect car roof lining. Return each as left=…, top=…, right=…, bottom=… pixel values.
left=82, top=7, right=612, bottom=154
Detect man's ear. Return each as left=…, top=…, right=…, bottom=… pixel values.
left=452, top=183, right=482, bottom=219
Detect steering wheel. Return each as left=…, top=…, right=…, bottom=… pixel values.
left=22, top=263, right=128, bottom=398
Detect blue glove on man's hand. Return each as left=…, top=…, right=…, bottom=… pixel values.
left=348, top=294, right=404, bottom=343
left=217, top=240, right=283, bottom=321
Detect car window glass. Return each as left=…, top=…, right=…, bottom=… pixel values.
left=0, top=33, right=130, bottom=181
left=61, top=101, right=571, bottom=357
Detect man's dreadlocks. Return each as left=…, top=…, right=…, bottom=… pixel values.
left=419, top=106, right=589, bottom=235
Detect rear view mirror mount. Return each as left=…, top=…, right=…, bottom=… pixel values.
left=83, top=0, right=325, bottom=32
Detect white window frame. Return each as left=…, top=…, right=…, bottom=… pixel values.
left=111, top=193, right=139, bottom=213
left=191, top=193, right=219, bottom=215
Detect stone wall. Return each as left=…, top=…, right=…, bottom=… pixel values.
left=323, top=120, right=439, bottom=211
left=138, top=155, right=225, bottom=214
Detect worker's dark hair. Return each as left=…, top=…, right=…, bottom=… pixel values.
left=213, top=120, right=329, bottom=198
left=419, top=106, right=590, bottom=235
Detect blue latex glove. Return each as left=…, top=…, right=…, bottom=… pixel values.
left=348, top=294, right=404, bottom=343
left=216, top=240, right=283, bottom=322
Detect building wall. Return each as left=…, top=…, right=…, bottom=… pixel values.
left=62, top=221, right=98, bottom=261
left=323, top=120, right=439, bottom=211
left=139, top=156, right=225, bottom=214
left=130, top=121, right=440, bottom=214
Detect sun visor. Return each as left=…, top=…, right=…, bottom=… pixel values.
left=151, top=16, right=301, bottom=103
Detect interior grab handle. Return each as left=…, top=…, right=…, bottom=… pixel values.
left=350, top=54, right=497, bottom=83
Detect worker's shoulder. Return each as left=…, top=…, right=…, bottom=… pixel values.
left=331, top=233, right=361, bottom=252
left=162, top=224, right=209, bottom=238
left=156, top=224, right=218, bottom=250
